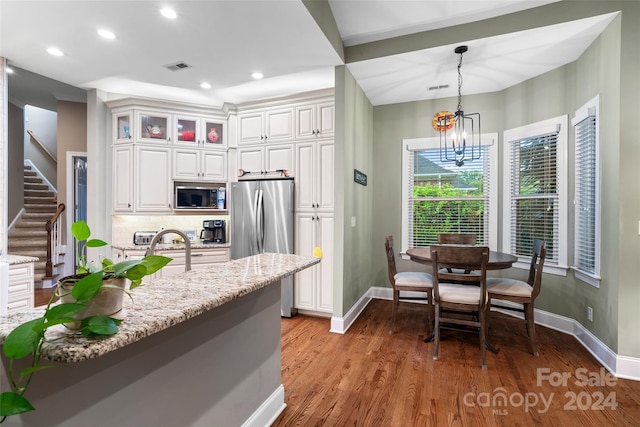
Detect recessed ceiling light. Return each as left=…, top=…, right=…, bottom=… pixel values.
left=46, top=47, right=64, bottom=57
left=251, top=72, right=264, bottom=80
left=6, top=67, right=14, bottom=74
left=200, top=82, right=211, bottom=89
left=98, top=29, right=116, bottom=39
left=161, top=8, right=177, bottom=19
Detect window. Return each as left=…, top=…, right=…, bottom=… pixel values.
left=503, top=116, right=568, bottom=275
left=401, top=134, right=498, bottom=254
left=572, top=96, right=600, bottom=287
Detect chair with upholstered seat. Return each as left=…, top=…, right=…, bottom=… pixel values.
left=385, top=236, right=433, bottom=334
left=487, top=239, right=546, bottom=356
left=431, top=244, right=490, bottom=369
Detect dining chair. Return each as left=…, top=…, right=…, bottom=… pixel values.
left=487, top=239, right=546, bottom=356
left=437, top=233, right=477, bottom=245
left=385, top=236, right=433, bottom=334
left=431, top=244, right=490, bottom=369
left=437, top=233, right=477, bottom=274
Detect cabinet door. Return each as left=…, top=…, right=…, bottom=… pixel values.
left=294, top=213, right=316, bottom=310
left=174, top=115, right=199, bottom=146
left=137, top=111, right=172, bottom=143
left=135, top=146, right=171, bottom=211
left=316, top=213, right=334, bottom=313
left=237, top=147, right=264, bottom=174
left=295, top=105, right=316, bottom=139
left=238, top=112, right=264, bottom=145
left=265, top=108, right=294, bottom=142
left=113, top=146, right=134, bottom=212
left=265, top=144, right=294, bottom=176
left=113, top=112, right=133, bottom=143
left=202, top=119, right=225, bottom=148
left=295, top=142, right=315, bottom=211
left=316, top=102, right=335, bottom=137
left=201, top=151, right=227, bottom=180
left=173, top=148, right=200, bottom=180
left=317, top=140, right=334, bottom=211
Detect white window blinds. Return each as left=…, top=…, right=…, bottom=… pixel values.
left=572, top=96, right=599, bottom=286
left=405, top=144, right=492, bottom=247
left=508, top=131, right=559, bottom=263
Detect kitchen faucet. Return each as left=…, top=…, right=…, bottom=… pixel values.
left=145, top=229, right=192, bottom=272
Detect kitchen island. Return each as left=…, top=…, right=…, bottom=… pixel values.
left=0, top=253, right=319, bottom=426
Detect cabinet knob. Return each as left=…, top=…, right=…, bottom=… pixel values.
left=128, top=203, right=131, bottom=208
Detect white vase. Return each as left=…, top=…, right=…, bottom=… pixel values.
left=59, top=276, right=127, bottom=330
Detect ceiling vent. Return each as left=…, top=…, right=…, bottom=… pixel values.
left=164, top=61, right=192, bottom=71
left=428, top=84, right=449, bottom=91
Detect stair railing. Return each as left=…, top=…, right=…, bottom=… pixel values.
left=45, top=203, right=66, bottom=279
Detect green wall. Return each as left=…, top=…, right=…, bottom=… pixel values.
left=367, top=4, right=640, bottom=356
left=334, top=66, right=374, bottom=316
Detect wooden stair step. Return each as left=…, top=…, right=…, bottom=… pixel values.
left=24, top=183, right=49, bottom=190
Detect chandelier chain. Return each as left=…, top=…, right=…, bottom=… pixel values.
left=457, top=51, right=464, bottom=112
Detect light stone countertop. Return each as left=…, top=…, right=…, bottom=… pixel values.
left=0, top=254, right=39, bottom=265
left=112, top=242, right=230, bottom=251
left=0, top=253, right=319, bottom=363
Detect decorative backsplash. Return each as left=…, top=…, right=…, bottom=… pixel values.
left=111, top=215, right=229, bottom=246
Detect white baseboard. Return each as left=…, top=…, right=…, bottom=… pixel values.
left=330, top=291, right=372, bottom=334
left=242, top=384, right=286, bottom=427
left=329, top=286, right=640, bottom=381
left=8, top=208, right=25, bottom=232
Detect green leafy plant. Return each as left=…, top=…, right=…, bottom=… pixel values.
left=0, top=221, right=171, bottom=421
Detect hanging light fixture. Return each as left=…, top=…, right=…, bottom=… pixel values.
left=435, top=45, right=481, bottom=167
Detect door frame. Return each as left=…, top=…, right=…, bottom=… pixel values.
left=65, top=151, right=87, bottom=277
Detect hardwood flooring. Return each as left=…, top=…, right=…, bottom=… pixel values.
left=274, top=299, right=640, bottom=426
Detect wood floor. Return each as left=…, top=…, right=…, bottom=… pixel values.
left=274, top=299, right=640, bottom=427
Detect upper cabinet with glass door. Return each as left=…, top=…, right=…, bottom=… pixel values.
left=136, top=111, right=172, bottom=144
left=113, top=111, right=133, bottom=144
left=174, top=115, right=226, bottom=148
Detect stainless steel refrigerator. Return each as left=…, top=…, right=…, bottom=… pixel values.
left=230, top=178, right=296, bottom=317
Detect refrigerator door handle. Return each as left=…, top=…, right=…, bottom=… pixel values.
left=256, top=189, right=264, bottom=253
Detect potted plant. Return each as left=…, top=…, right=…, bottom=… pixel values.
left=0, top=221, right=171, bottom=421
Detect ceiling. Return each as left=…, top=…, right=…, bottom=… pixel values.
left=0, top=1, right=619, bottom=109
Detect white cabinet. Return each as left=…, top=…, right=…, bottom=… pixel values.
left=112, top=145, right=172, bottom=213
left=295, top=140, right=334, bottom=212
left=113, top=146, right=134, bottom=212
left=135, top=146, right=172, bottom=212
left=237, top=144, right=295, bottom=176
left=238, top=108, right=294, bottom=145
left=7, top=263, right=35, bottom=314
left=157, top=247, right=230, bottom=278
left=174, top=115, right=226, bottom=148
left=173, top=148, right=227, bottom=181
left=295, top=102, right=334, bottom=139
left=136, top=111, right=172, bottom=144
left=294, top=213, right=333, bottom=313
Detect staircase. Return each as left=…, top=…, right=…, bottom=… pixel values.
left=8, top=165, right=59, bottom=287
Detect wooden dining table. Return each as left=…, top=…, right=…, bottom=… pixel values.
left=406, top=246, right=518, bottom=270
left=405, top=246, right=518, bottom=351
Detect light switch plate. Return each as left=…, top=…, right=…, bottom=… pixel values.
left=351, top=216, right=356, bottom=227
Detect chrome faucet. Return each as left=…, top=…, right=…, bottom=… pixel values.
left=145, top=229, right=192, bottom=272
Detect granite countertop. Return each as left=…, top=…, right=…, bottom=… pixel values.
left=0, top=253, right=319, bottom=363
left=0, top=254, right=39, bottom=265
left=112, top=242, right=231, bottom=251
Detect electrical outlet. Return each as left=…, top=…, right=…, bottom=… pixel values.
left=587, top=306, right=593, bottom=322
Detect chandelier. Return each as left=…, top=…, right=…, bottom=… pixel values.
left=436, top=45, right=481, bottom=167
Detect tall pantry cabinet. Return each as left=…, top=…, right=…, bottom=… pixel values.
left=234, top=91, right=335, bottom=315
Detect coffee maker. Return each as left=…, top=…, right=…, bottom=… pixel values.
left=201, top=219, right=225, bottom=243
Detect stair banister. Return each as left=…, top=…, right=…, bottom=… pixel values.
left=45, top=203, right=65, bottom=279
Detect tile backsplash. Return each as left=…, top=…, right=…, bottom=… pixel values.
left=112, top=215, right=229, bottom=246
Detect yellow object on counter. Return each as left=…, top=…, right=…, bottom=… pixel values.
left=313, top=247, right=323, bottom=258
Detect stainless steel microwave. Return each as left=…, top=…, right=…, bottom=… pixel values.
left=174, top=183, right=219, bottom=209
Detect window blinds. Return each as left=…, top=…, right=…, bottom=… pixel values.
left=574, top=115, right=597, bottom=275
left=407, top=146, right=491, bottom=247
left=508, top=131, right=559, bottom=262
